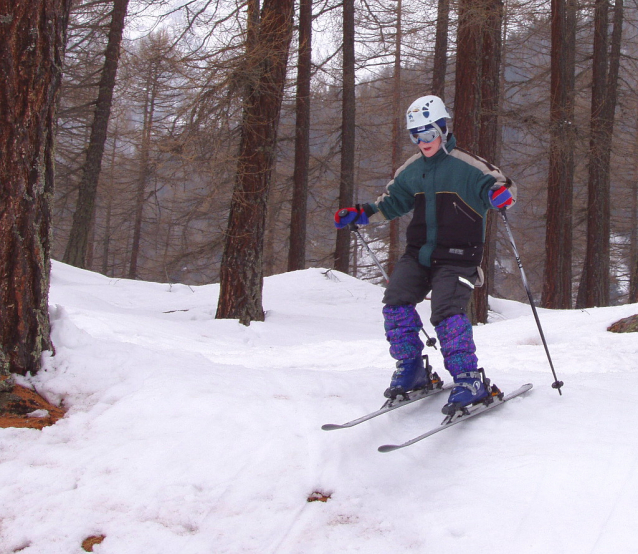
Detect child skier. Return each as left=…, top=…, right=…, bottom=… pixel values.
left=334, top=95, right=516, bottom=414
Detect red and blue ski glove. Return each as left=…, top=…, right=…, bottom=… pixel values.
left=334, top=206, right=369, bottom=229
left=490, top=185, right=513, bottom=209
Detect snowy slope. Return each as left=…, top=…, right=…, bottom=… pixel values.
left=1, top=261, right=638, bottom=554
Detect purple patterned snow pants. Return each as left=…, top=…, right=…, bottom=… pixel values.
left=382, top=304, right=424, bottom=361
left=434, top=313, right=478, bottom=377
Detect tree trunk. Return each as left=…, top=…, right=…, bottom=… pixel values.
left=630, top=257, right=638, bottom=305
left=0, top=0, right=71, bottom=384
left=85, top=216, right=96, bottom=269
left=454, top=0, right=503, bottom=324
left=388, top=0, right=403, bottom=275
left=102, top=197, right=113, bottom=276
left=128, top=62, right=157, bottom=280
left=583, top=0, right=610, bottom=307
left=263, top=185, right=280, bottom=276
left=63, top=0, right=130, bottom=268
left=334, top=0, right=356, bottom=273
left=542, top=0, right=576, bottom=309
left=431, top=0, right=450, bottom=100
left=630, top=101, right=638, bottom=304
left=454, top=0, right=481, bottom=325
left=579, top=0, right=623, bottom=308
left=630, top=183, right=638, bottom=302
left=287, top=0, right=312, bottom=271
left=215, top=0, right=294, bottom=325
left=453, top=0, right=482, bottom=153
left=101, top=126, right=119, bottom=276
left=474, top=0, right=503, bottom=324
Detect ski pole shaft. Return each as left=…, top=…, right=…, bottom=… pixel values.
left=350, top=226, right=390, bottom=283
left=499, top=209, right=564, bottom=395
left=341, top=212, right=437, bottom=349
left=338, top=210, right=389, bottom=281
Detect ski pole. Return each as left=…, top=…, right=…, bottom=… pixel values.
left=346, top=221, right=390, bottom=283
left=339, top=210, right=437, bottom=349
left=499, top=208, right=564, bottom=395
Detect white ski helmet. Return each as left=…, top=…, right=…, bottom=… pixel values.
left=405, top=95, right=450, bottom=130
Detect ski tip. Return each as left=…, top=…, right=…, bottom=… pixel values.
left=378, top=444, right=400, bottom=453
left=321, top=424, right=342, bottom=431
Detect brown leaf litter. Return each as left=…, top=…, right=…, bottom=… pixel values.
left=0, top=384, right=65, bottom=429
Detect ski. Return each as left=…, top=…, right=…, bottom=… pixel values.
left=321, top=382, right=452, bottom=431
left=378, top=383, right=533, bottom=452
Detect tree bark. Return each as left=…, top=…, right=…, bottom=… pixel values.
left=215, top=0, right=294, bottom=324
left=542, top=0, right=576, bottom=309
left=388, top=0, right=403, bottom=275
left=63, top=0, right=130, bottom=268
left=454, top=0, right=503, bottom=324
left=578, top=0, right=623, bottom=308
left=630, top=187, right=638, bottom=302
left=431, top=0, right=450, bottom=100
left=128, top=61, right=158, bottom=279
left=453, top=0, right=483, bottom=154
left=630, top=101, right=638, bottom=304
left=101, top=125, right=119, bottom=276
left=334, top=0, right=356, bottom=273
left=288, top=0, right=312, bottom=271
left=0, top=0, right=71, bottom=383
left=474, top=0, right=503, bottom=324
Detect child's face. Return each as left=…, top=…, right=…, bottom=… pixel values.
left=418, top=136, right=442, bottom=158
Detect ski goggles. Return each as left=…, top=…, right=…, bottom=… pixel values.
left=409, top=126, right=440, bottom=144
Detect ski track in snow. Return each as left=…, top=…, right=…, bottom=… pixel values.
left=1, top=261, right=637, bottom=553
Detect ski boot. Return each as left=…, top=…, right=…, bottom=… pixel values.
left=441, top=369, right=491, bottom=415
left=384, top=355, right=434, bottom=400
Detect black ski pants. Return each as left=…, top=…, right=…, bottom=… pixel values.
left=382, top=253, right=479, bottom=327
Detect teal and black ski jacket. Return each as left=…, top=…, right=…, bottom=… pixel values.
left=364, top=134, right=517, bottom=268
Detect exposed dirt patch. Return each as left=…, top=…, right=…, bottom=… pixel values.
left=608, top=314, right=638, bottom=334
left=0, top=385, right=65, bottom=429
left=82, top=535, right=106, bottom=552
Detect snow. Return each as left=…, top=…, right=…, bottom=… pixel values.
left=2, top=260, right=638, bottom=553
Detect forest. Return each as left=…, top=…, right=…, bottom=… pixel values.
left=1, top=0, right=638, bottom=377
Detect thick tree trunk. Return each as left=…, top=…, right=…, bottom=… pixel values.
left=630, top=258, right=638, bottom=304
left=630, top=102, right=638, bottom=304
left=474, top=0, right=503, bottom=324
left=63, top=0, right=130, bottom=268
left=454, top=0, right=481, bottom=325
left=579, top=0, right=622, bottom=308
left=542, top=0, right=576, bottom=309
left=630, top=189, right=638, bottom=302
left=454, top=0, right=503, bottom=324
left=215, top=0, right=294, bottom=325
left=583, top=0, right=610, bottom=307
left=288, top=0, right=312, bottom=271
left=334, top=0, right=356, bottom=273
left=0, top=0, right=71, bottom=383
left=453, top=0, right=482, bottom=153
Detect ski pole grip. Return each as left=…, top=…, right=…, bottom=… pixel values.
left=338, top=208, right=360, bottom=231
